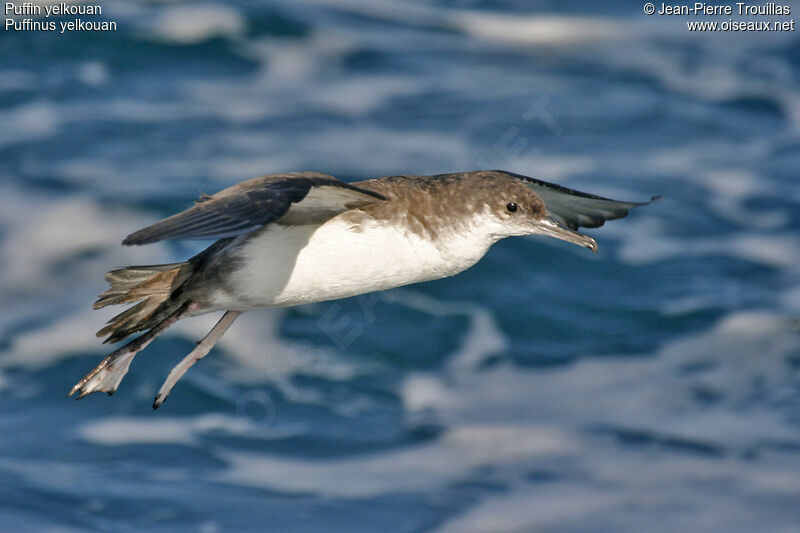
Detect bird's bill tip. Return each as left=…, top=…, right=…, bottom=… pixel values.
left=535, top=217, right=598, bottom=253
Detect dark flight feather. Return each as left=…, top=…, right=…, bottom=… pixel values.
left=123, top=172, right=386, bottom=245
left=505, top=171, right=660, bottom=230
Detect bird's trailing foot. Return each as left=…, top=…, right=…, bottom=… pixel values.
left=153, top=310, right=241, bottom=409
left=69, top=348, right=138, bottom=398
left=69, top=302, right=194, bottom=399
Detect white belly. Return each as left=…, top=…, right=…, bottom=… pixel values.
left=207, top=217, right=494, bottom=310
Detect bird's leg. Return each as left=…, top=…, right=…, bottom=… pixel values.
left=69, top=302, right=197, bottom=399
left=153, top=310, right=242, bottom=409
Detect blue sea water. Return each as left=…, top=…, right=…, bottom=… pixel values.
left=1, top=1, right=799, bottom=531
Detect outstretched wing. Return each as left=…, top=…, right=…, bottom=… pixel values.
left=510, top=172, right=660, bottom=230
left=123, top=172, right=386, bottom=245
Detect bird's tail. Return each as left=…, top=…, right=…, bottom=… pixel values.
left=94, top=262, right=196, bottom=344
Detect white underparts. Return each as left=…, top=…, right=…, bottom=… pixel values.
left=206, top=213, right=499, bottom=310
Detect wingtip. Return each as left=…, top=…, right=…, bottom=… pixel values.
left=122, top=230, right=154, bottom=246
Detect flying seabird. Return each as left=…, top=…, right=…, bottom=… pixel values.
left=70, top=170, right=658, bottom=408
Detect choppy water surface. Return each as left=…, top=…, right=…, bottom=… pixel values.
left=1, top=1, right=799, bottom=531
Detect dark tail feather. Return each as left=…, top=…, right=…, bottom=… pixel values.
left=95, top=262, right=195, bottom=344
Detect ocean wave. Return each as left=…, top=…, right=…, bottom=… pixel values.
left=79, top=414, right=261, bottom=446
left=0, top=101, right=61, bottom=149
left=404, top=310, right=800, bottom=444
left=217, top=423, right=578, bottom=497
left=145, top=4, right=246, bottom=45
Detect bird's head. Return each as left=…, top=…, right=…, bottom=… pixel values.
left=477, top=171, right=598, bottom=253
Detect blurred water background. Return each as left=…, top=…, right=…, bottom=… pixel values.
left=1, top=0, right=800, bottom=531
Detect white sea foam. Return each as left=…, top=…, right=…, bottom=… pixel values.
left=199, top=305, right=800, bottom=521
left=204, top=125, right=472, bottom=177
left=434, top=452, right=800, bottom=533
left=294, top=0, right=626, bottom=47
left=614, top=218, right=800, bottom=271
left=413, top=311, right=800, bottom=532
left=0, top=189, right=165, bottom=296
left=644, top=142, right=795, bottom=233
left=286, top=0, right=443, bottom=28
left=219, top=423, right=578, bottom=497
left=0, top=189, right=175, bottom=373
left=447, top=4, right=799, bottom=133
left=404, top=310, right=800, bottom=444
left=182, top=26, right=421, bottom=122
left=304, top=76, right=421, bottom=115
left=0, top=69, right=37, bottom=91
left=77, top=61, right=110, bottom=87
left=696, top=168, right=790, bottom=230
left=380, top=290, right=507, bottom=372
left=79, top=414, right=257, bottom=446
left=452, top=12, right=627, bottom=47
left=173, top=308, right=363, bottom=397
left=780, top=286, right=800, bottom=313
left=782, top=91, right=800, bottom=132
left=295, top=127, right=471, bottom=174
left=494, top=155, right=596, bottom=185
left=146, top=4, right=246, bottom=44
left=0, top=101, right=60, bottom=149
left=241, top=32, right=359, bottom=85
left=2, top=308, right=105, bottom=371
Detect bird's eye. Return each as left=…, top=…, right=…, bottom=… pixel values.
left=506, top=202, right=518, bottom=213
